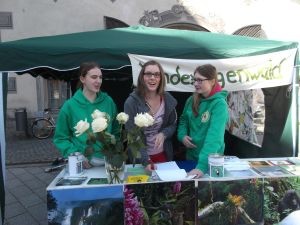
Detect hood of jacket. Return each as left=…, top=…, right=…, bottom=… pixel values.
left=202, top=90, right=228, bottom=103
left=73, top=89, right=109, bottom=105
left=129, top=90, right=177, bottom=109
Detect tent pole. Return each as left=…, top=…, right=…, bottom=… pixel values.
left=292, top=67, right=298, bottom=157
left=295, top=63, right=300, bottom=157
left=0, top=73, right=5, bottom=179
left=0, top=72, right=5, bottom=224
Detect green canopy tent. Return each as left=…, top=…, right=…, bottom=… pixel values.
left=0, top=25, right=298, bottom=162
left=0, top=25, right=298, bottom=75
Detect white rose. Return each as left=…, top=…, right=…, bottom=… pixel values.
left=134, top=113, right=154, bottom=128
left=144, top=112, right=154, bottom=127
left=116, top=112, right=129, bottom=124
left=91, top=109, right=106, bottom=119
left=91, top=117, right=108, bottom=133
left=74, top=119, right=90, bottom=137
left=134, top=113, right=145, bottom=127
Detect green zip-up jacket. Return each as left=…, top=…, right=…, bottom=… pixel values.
left=53, top=89, right=119, bottom=158
left=177, top=91, right=228, bottom=173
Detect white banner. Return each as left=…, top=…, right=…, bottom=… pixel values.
left=128, top=48, right=297, bottom=92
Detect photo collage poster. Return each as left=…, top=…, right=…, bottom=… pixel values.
left=47, top=176, right=300, bottom=225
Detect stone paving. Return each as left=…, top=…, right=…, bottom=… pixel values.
left=4, top=131, right=63, bottom=225
left=5, top=136, right=60, bottom=165
left=4, top=164, right=60, bottom=225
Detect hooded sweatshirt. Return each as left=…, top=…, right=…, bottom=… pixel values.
left=54, top=89, right=119, bottom=158
left=177, top=90, right=228, bottom=173
left=124, top=91, right=177, bottom=166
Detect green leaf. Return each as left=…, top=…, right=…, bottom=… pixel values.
left=108, top=154, right=125, bottom=168
left=84, top=146, right=94, bottom=157
left=86, top=134, right=96, bottom=145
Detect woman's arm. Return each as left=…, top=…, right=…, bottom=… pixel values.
left=109, top=99, right=120, bottom=138
left=196, top=100, right=228, bottom=172
left=124, top=96, right=150, bottom=166
left=177, top=96, right=192, bottom=142
left=159, top=94, right=177, bottom=139
left=53, top=109, right=81, bottom=158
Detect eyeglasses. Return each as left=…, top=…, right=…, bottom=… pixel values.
left=193, top=78, right=210, bottom=84
left=144, top=72, right=161, bottom=78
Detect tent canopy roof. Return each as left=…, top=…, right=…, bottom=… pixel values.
left=0, top=25, right=298, bottom=75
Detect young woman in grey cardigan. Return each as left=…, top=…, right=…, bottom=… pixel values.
left=124, top=60, right=177, bottom=171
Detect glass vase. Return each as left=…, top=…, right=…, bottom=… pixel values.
left=104, top=157, right=125, bottom=184
left=89, top=156, right=105, bottom=167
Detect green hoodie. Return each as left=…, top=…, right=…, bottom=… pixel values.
left=177, top=91, right=228, bottom=173
left=54, top=89, right=119, bottom=158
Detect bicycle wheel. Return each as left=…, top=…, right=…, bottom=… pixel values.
left=31, top=119, right=54, bottom=139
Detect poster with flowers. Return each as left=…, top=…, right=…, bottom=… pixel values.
left=197, top=178, right=264, bottom=225
left=124, top=181, right=196, bottom=225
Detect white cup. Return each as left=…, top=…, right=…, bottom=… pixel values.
left=68, top=152, right=83, bottom=176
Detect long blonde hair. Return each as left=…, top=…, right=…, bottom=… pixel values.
left=192, top=64, right=218, bottom=116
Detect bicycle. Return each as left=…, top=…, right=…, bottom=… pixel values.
left=31, top=108, right=56, bottom=139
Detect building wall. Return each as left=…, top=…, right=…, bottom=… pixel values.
left=1, top=0, right=300, bottom=119
left=0, top=0, right=177, bottom=41
left=1, top=0, right=299, bottom=45
left=6, top=73, right=38, bottom=118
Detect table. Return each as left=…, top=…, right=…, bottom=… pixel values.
left=47, top=158, right=300, bottom=225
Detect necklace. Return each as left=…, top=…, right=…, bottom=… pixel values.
left=145, top=95, right=162, bottom=116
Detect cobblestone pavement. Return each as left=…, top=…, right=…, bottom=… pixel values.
left=4, top=131, right=63, bottom=225
left=5, top=135, right=61, bottom=165
left=4, top=164, right=60, bottom=225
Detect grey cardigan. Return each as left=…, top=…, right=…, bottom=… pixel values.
left=124, top=91, right=177, bottom=166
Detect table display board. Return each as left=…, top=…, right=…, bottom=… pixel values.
left=47, top=158, right=300, bottom=225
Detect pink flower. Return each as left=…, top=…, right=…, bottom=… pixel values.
left=173, top=182, right=181, bottom=194
left=124, top=187, right=144, bottom=225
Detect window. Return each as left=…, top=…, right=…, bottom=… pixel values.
left=7, top=77, right=16, bottom=92
left=47, top=80, right=68, bottom=109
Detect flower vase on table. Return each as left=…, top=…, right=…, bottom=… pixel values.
left=74, top=110, right=154, bottom=183
left=104, top=156, right=125, bottom=184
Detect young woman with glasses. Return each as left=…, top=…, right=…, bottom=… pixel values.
left=177, top=64, right=228, bottom=178
left=124, top=60, right=177, bottom=171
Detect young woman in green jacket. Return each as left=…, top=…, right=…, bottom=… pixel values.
left=177, top=64, right=228, bottom=178
left=53, top=62, right=119, bottom=168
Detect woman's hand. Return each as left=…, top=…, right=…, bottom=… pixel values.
left=188, top=168, right=204, bottom=178
left=155, top=132, right=165, bottom=149
left=182, top=135, right=197, bottom=148
left=145, top=162, right=157, bottom=172
left=82, top=160, right=92, bottom=169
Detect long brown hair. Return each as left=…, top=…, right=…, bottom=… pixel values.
left=192, top=64, right=218, bottom=116
left=136, top=60, right=166, bottom=97
left=77, top=61, right=101, bottom=89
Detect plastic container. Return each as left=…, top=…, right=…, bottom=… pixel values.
left=208, top=153, right=225, bottom=177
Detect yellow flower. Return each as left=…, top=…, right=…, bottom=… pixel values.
left=227, top=193, right=245, bottom=207
left=74, top=119, right=90, bottom=137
